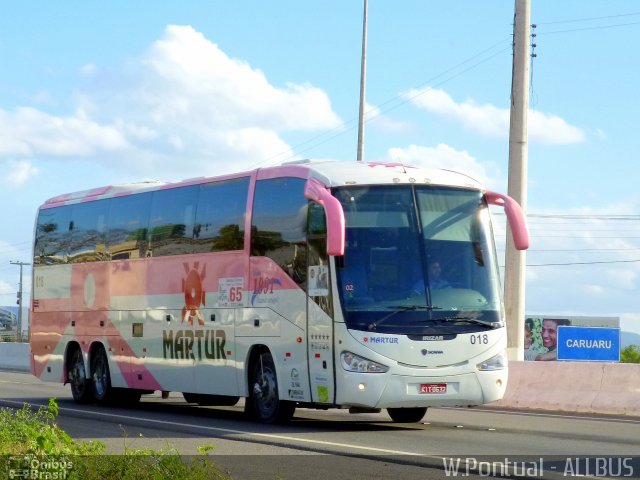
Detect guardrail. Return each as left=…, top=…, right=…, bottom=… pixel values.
left=487, top=360, right=640, bottom=417
left=0, top=342, right=30, bottom=372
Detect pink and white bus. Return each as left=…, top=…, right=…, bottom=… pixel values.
left=30, top=161, right=528, bottom=423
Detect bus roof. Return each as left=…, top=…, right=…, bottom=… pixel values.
left=40, top=161, right=483, bottom=209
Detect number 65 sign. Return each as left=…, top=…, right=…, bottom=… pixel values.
left=218, top=277, right=245, bottom=307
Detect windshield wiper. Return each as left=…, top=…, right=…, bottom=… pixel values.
left=409, top=316, right=503, bottom=329
left=446, top=317, right=503, bottom=329
left=367, top=305, right=439, bottom=331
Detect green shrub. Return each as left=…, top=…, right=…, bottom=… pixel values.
left=0, top=398, right=229, bottom=479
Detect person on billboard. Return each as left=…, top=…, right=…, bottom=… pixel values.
left=524, top=318, right=538, bottom=361
left=535, top=318, right=571, bottom=361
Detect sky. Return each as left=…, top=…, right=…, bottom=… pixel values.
left=0, top=1, right=639, bottom=334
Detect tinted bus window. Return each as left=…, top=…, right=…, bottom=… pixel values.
left=149, top=186, right=198, bottom=257
left=107, top=193, right=152, bottom=260
left=193, top=177, right=249, bottom=253
left=68, top=200, right=108, bottom=263
left=34, top=206, right=71, bottom=265
left=251, top=177, right=307, bottom=287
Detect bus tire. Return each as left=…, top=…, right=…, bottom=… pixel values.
left=387, top=407, right=427, bottom=423
left=90, top=346, right=113, bottom=404
left=68, top=348, right=93, bottom=404
left=248, top=352, right=295, bottom=424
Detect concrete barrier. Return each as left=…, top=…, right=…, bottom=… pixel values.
left=487, top=360, right=640, bottom=416
left=1, top=345, right=638, bottom=417
left=0, top=342, right=30, bottom=372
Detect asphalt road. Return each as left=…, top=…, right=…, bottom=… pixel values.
left=1, top=370, right=639, bottom=479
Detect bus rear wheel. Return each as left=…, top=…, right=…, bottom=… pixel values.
left=91, top=347, right=113, bottom=404
left=387, top=407, right=427, bottom=423
left=248, top=352, right=295, bottom=424
left=68, top=348, right=93, bottom=404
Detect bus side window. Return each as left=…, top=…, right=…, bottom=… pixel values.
left=193, top=177, right=249, bottom=253
left=68, top=200, right=109, bottom=263
left=251, top=177, right=308, bottom=288
left=149, top=185, right=198, bottom=257
left=34, top=206, right=72, bottom=265
left=106, top=193, right=151, bottom=260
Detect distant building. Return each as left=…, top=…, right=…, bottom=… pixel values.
left=0, top=307, right=16, bottom=328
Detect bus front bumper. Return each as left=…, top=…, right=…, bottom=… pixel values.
left=336, top=369, right=508, bottom=409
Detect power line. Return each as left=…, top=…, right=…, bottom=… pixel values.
left=529, top=235, right=640, bottom=239
left=527, top=259, right=640, bottom=267
left=528, top=228, right=640, bottom=233
left=528, top=248, right=640, bottom=253
left=536, top=20, right=640, bottom=36
left=281, top=46, right=512, bottom=164
left=494, top=212, right=640, bottom=220
left=247, top=37, right=513, bottom=168
left=535, top=11, right=640, bottom=26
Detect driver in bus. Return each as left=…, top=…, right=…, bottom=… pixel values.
left=412, top=260, right=450, bottom=294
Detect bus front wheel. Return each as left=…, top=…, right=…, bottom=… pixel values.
left=68, top=348, right=93, bottom=404
left=387, top=407, right=427, bottom=423
left=248, top=352, right=295, bottom=424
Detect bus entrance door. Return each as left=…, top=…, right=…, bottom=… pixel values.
left=307, top=264, right=335, bottom=405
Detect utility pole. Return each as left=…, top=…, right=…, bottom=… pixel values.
left=504, top=0, right=530, bottom=361
left=356, top=0, right=368, bottom=162
left=10, top=261, right=30, bottom=342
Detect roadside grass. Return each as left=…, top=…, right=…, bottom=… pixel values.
left=0, top=398, right=229, bottom=479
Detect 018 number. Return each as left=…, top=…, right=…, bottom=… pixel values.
left=470, top=334, right=489, bottom=345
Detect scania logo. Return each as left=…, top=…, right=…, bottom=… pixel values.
left=421, top=349, right=444, bottom=355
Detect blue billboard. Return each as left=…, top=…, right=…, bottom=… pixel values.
left=557, top=326, right=620, bottom=362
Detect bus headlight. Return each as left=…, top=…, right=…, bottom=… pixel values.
left=341, top=351, right=389, bottom=373
left=477, top=351, right=507, bottom=371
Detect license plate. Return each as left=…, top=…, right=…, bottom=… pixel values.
left=420, top=383, right=447, bottom=394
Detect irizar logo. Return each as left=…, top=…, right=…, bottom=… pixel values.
left=182, top=261, right=206, bottom=326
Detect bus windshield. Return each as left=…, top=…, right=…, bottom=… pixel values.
left=334, top=185, right=503, bottom=335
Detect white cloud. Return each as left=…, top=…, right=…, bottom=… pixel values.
left=363, top=103, right=411, bottom=133
left=0, top=280, right=13, bottom=296
left=386, top=143, right=496, bottom=187
left=525, top=267, right=539, bottom=282
left=80, top=63, right=97, bottom=76
left=138, top=25, right=340, bottom=132
left=583, top=285, right=605, bottom=296
left=404, top=88, right=585, bottom=145
left=521, top=199, right=640, bottom=330
left=4, top=160, right=39, bottom=186
left=0, top=107, right=129, bottom=157
left=0, top=25, right=342, bottom=179
left=605, top=268, right=638, bottom=290
left=620, top=313, right=640, bottom=334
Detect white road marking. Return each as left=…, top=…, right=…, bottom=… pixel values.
left=0, top=398, right=424, bottom=457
